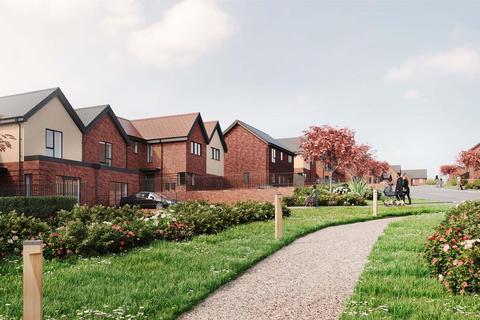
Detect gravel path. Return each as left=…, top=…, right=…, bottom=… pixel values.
left=180, top=218, right=401, bottom=320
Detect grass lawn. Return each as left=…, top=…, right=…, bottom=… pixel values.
left=0, top=204, right=450, bottom=320
left=341, top=213, right=480, bottom=320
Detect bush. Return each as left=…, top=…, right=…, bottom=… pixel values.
left=283, top=189, right=366, bottom=207
left=464, top=180, right=480, bottom=190
left=426, top=179, right=437, bottom=185
left=0, top=196, right=77, bottom=220
left=424, top=201, right=480, bottom=294
left=0, top=212, right=49, bottom=257
left=362, top=187, right=382, bottom=201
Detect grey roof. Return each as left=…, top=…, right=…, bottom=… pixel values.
left=277, top=137, right=301, bottom=153
left=224, top=120, right=295, bottom=154
left=75, top=105, right=109, bottom=127
left=403, top=169, right=428, bottom=179
left=0, top=88, right=57, bottom=120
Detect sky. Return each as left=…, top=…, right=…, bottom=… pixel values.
left=0, top=0, right=479, bottom=177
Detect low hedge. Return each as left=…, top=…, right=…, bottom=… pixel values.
left=424, top=201, right=480, bottom=294
left=283, top=186, right=366, bottom=207
left=464, top=180, right=480, bottom=190
left=0, top=196, right=77, bottom=220
left=0, top=200, right=291, bottom=259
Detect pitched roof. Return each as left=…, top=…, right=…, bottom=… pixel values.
left=390, top=165, right=402, bottom=173
left=277, top=137, right=301, bottom=153
left=125, top=112, right=209, bottom=142
left=224, top=120, right=294, bottom=155
left=204, top=120, right=227, bottom=151
left=76, top=105, right=131, bottom=143
left=403, top=169, right=428, bottom=179
left=118, top=117, right=143, bottom=139
left=0, top=87, right=84, bottom=131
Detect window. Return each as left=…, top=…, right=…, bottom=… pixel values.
left=45, top=129, right=63, bottom=158
left=178, top=172, right=186, bottom=185
left=147, top=145, right=153, bottom=163
left=211, top=147, right=220, bottom=161
left=109, top=182, right=128, bottom=206
left=271, top=148, right=276, bottom=163
left=56, top=176, right=81, bottom=203
left=280, top=152, right=284, bottom=161
left=190, top=142, right=202, bottom=156
left=164, top=182, right=176, bottom=191
left=99, top=141, right=112, bottom=166
left=288, top=155, right=293, bottom=163
left=243, top=172, right=250, bottom=184
left=134, top=142, right=138, bottom=154
left=25, top=174, right=32, bottom=197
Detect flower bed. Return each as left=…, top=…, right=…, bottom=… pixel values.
left=0, top=201, right=291, bottom=259
left=282, top=186, right=367, bottom=207
left=424, top=201, right=480, bottom=294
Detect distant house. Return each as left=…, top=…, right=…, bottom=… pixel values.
left=119, top=112, right=210, bottom=192
left=223, top=120, right=295, bottom=187
left=403, top=169, right=428, bottom=186
left=204, top=121, right=227, bottom=177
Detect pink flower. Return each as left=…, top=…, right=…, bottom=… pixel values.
left=442, top=244, right=450, bottom=252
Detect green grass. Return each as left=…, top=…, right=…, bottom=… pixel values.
left=365, top=198, right=446, bottom=206
left=341, top=213, right=480, bottom=320
left=0, top=204, right=450, bottom=320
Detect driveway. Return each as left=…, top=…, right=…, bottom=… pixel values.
left=411, top=185, right=480, bottom=203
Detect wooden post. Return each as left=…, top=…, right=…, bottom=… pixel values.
left=373, top=189, right=378, bottom=217
left=275, top=194, right=282, bottom=240
left=23, top=240, right=43, bottom=320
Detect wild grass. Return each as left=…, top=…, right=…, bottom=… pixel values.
left=341, top=213, right=480, bottom=320
left=0, top=204, right=449, bottom=319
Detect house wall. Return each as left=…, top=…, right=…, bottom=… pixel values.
left=294, top=154, right=310, bottom=171
left=127, top=139, right=148, bottom=169
left=0, top=123, right=23, bottom=163
left=224, top=124, right=267, bottom=176
left=23, top=97, right=83, bottom=161
left=206, top=129, right=225, bottom=176
left=186, top=119, right=207, bottom=175
left=83, top=114, right=128, bottom=168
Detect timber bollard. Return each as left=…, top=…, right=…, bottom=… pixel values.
left=373, top=189, right=378, bottom=217
left=23, top=240, right=43, bottom=320
left=275, top=194, right=283, bottom=240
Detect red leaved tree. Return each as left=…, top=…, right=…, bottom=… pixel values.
left=458, top=150, right=480, bottom=172
left=369, top=160, right=390, bottom=179
left=347, top=144, right=374, bottom=178
left=300, top=125, right=357, bottom=191
left=440, top=164, right=460, bottom=179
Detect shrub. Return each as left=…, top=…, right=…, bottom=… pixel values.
left=283, top=190, right=366, bottom=207
left=362, top=187, right=382, bottom=201
left=464, top=180, right=480, bottom=190
left=0, top=212, right=49, bottom=257
left=426, top=179, right=437, bottom=185
left=424, top=201, right=480, bottom=294
left=0, top=196, right=77, bottom=220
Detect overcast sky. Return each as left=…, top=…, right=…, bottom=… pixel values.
left=0, top=0, right=479, bottom=177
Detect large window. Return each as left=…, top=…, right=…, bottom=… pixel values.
left=99, top=141, right=112, bottom=166
left=56, top=176, right=80, bottom=203
left=271, top=148, right=276, bottom=163
left=109, top=182, right=128, bottom=206
left=190, top=142, right=202, bottom=156
left=147, top=145, right=153, bottom=163
left=211, top=147, right=220, bottom=161
left=45, top=129, right=63, bottom=158
left=177, top=172, right=195, bottom=186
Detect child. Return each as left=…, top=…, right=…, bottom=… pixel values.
left=305, top=192, right=313, bottom=207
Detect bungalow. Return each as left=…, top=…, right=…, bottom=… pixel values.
left=403, top=169, right=428, bottom=186
left=0, top=88, right=139, bottom=206
left=223, top=120, right=295, bottom=187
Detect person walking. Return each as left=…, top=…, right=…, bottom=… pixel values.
left=312, top=185, right=319, bottom=207
left=457, top=176, right=464, bottom=190
left=435, top=175, right=439, bottom=188
left=395, top=172, right=404, bottom=201
left=403, top=174, right=411, bottom=205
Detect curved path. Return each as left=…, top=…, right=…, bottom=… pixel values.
left=180, top=217, right=401, bottom=320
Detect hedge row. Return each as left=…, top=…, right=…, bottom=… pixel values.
left=282, top=186, right=367, bottom=207
left=0, top=201, right=291, bottom=259
left=424, top=201, right=480, bottom=294
left=0, top=196, right=77, bottom=220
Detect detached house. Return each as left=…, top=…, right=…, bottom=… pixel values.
left=204, top=121, right=227, bottom=177
left=223, top=120, right=295, bottom=187
left=0, top=88, right=139, bottom=206
left=119, top=112, right=210, bottom=192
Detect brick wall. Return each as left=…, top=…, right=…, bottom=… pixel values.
left=268, top=147, right=294, bottom=174
left=83, top=114, right=127, bottom=168
left=163, top=186, right=294, bottom=204
left=224, top=124, right=267, bottom=176
left=186, top=119, right=207, bottom=175
left=127, top=139, right=148, bottom=169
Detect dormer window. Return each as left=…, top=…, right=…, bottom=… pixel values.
left=45, top=129, right=63, bottom=158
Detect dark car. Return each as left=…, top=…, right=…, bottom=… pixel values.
left=119, top=192, right=177, bottom=209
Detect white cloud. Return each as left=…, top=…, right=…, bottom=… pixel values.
left=128, top=0, right=234, bottom=69
left=385, top=47, right=480, bottom=81
left=403, top=89, right=420, bottom=101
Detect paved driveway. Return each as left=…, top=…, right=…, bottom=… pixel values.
left=411, top=185, right=480, bottom=203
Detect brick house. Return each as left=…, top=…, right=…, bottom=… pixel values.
left=223, top=120, right=295, bottom=187
left=119, top=112, right=210, bottom=192
left=0, top=88, right=139, bottom=206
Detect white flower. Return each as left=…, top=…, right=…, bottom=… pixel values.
left=161, top=213, right=166, bottom=219
left=7, top=239, right=13, bottom=244
left=461, top=239, right=480, bottom=250
left=12, top=235, right=18, bottom=241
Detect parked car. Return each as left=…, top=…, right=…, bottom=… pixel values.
left=119, top=192, right=177, bottom=209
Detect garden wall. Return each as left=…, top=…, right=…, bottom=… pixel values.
left=163, top=186, right=295, bottom=204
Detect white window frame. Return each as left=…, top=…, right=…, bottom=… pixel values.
left=191, top=142, right=202, bottom=156
left=134, top=142, right=138, bottom=154
left=271, top=148, right=276, bottom=163
left=211, top=147, right=220, bottom=161
left=280, top=152, right=284, bottom=161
